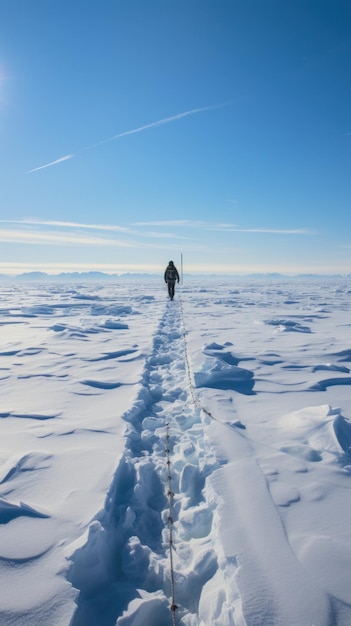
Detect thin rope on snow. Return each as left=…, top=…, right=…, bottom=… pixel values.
left=166, top=423, right=178, bottom=625
left=163, top=294, right=231, bottom=625
left=178, top=294, right=223, bottom=425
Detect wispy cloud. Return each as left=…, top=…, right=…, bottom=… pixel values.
left=0, top=219, right=190, bottom=240
left=136, top=230, right=191, bottom=240
left=133, top=220, right=312, bottom=235
left=28, top=104, right=225, bottom=174
left=212, top=227, right=313, bottom=235
left=133, top=219, right=227, bottom=228
left=0, top=219, right=311, bottom=251
left=0, top=224, right=201, bottom=250
left=0, top=219, right=130, bottom=233
left=0, top=228, right=136, bottom=247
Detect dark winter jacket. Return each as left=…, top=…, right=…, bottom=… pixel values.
left=164, top=263, right=180, bottom=284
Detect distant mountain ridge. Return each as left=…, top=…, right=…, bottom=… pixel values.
left=0, top=271, right=350, bottom=282
left=0, top=271, right=160, bottom=282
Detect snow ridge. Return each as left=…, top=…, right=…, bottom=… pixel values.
left=68, top=299, right=239, bottom=626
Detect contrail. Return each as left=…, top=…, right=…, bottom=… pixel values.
left=28, top=154, right=74, bottom=174
left=100, top=104, right=221, bottom=144
left=27, top=104, right=225, bottom=174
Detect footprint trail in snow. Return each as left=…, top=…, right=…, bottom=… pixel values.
left=68, top=299, right=239, bottom=626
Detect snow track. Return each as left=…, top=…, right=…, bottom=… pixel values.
left=68, top=299, right=240, bottom=626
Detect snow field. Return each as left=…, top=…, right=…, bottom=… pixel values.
left=0, top=278, right=351, bottom=625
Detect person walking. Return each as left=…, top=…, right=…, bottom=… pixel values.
left=164, top=260, right=180, bottom=300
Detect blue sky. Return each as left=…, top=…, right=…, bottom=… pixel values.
left=1, top=0, right=351, bottom=275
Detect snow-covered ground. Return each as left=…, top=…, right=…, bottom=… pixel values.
left=0, top=278, right=351, bottom=625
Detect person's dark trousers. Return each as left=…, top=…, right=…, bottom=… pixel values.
left=168, top=282, right=175, bottom=299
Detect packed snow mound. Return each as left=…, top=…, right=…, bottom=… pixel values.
left=194, top=364, right=255, bottom=394
left=277, top=404, right=351, bottom=458
left=194, top=342, right=255, bottom=394
left=264, top=317, right=312, bottom=333
left=116, top=590, right=169, bottom=626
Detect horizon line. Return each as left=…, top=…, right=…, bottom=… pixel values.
left=0, top=269, right=349, bottom=279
